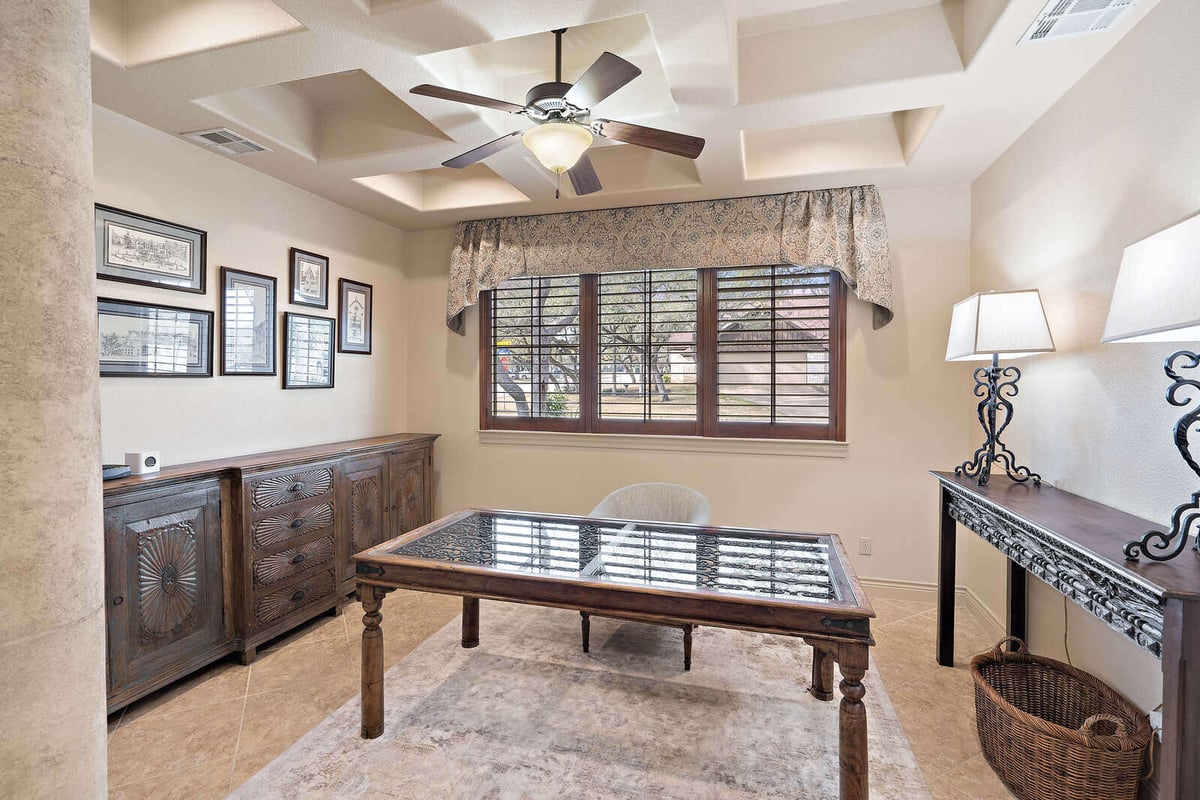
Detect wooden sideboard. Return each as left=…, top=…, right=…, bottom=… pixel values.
left=932, top=471, right=1200, bottom=800
left=103, top=433, right=437, bottom=713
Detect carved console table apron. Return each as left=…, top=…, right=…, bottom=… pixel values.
left=932, top=471, right=1200, bottom=800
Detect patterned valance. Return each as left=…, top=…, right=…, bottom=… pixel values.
left=446, top=185, right=894, bottom=332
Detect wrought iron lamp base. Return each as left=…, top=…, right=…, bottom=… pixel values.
left=955, top=353, right=1041, bottom=487
left=1124, top=350, right=1200, bottom=562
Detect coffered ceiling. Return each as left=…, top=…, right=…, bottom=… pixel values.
left=90, top=0, right=1161, bottom=229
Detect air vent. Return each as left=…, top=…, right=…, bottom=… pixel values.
left=181, top=127, right=271, bottom=156
left=1019, top=0, right=1136, bottom=44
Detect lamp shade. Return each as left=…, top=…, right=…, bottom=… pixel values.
left=522, top=122, right=592, bottom=174
left=1102, top=212, right=1200, bottom=344
left=945, top=289, right=1056, bottom=361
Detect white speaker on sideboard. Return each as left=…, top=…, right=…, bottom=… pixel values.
left=125, top=451, right=161, bottom=475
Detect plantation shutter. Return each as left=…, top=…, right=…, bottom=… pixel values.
left=596, top=269, right=699, bottom=430
left=714, top=266, right=835, bottom=433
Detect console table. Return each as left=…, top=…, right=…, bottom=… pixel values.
left=932, top=471, right=1200, bottom=800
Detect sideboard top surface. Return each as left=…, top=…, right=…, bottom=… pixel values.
left=104, top=433, right=439, bottom=497
left=932, top=470, right=1200, bottom=601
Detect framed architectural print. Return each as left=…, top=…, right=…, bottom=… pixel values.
left=283, top=312, right=335, bottom=389
left=337, top=278, right=373, bottom=354
left=98, top=298, right=213, bottom=377
left=289, top=247, right=329, bottom=308
left=95, top=204, right=207, bottom=293
left=220, top=267, right=276, bottom=376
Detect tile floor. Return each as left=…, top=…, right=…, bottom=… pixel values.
left=105, top=592, right=1015, bottom=799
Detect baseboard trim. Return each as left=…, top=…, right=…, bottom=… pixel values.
left=859, top=578, right=1006, bottom=641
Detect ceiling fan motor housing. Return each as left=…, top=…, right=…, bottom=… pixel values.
left=525, top=81, right=588, bottom=122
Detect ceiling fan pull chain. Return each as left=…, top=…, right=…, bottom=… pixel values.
left=556, top=170, right=561, bottom=200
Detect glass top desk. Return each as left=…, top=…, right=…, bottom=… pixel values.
left=353, top=509, right=875, bottom=800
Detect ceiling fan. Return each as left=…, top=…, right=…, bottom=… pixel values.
left=410, top=28, right=705, bottom=197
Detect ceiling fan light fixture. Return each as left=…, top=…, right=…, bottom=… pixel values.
left=522, top=122, right=592, bottom=173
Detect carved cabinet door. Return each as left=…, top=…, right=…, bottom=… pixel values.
left=389, top=450, right=431, bottom=537
left=104, top=482, right=224, bottom=703
left=339, top=454, right=388, bottom=593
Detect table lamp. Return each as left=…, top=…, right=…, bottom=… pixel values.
left=1102, top=211, right=1200, bottom=562
left=946, top=289, right=1056, bottom=486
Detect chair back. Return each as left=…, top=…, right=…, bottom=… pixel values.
left=589, top=483, right=712, bottom=525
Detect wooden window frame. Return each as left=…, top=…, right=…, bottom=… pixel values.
left=480, top=268, right=846, bottom=442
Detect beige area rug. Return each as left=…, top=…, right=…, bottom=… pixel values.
left=233, top=603, right=930, bottom=799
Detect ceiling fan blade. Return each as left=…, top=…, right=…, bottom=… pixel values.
left=411, top=84, right=526, bottom=114
left=567, top=154, right=602, bottom=196
left=442, top=131, right=524, bottom=169
left=563, top=52, right=642, bottom=109
left=594, top=119, right=705, bottom=159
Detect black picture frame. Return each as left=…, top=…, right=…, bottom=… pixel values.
left=98, top=297, right=213, bottom=377
left=220, top=266, right=277, bottom=376
left=95, top=204, right=206, bottom=294
left=282, top=312, right=335, bottom=389
left=289, top=247, right=329, bottom=308
left=337, top=278, right=373, bottom=355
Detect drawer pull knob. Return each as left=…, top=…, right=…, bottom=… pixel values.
left=290, top=553, right=306, bottom=565
left=291, top=589, right=307, bottom=602
left=289, top=482, right=304, bottom=493
left=113, top=596, right=124, bottom=606
left=290, top=518, right=305, bottom=529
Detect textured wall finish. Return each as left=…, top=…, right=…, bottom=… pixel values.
left=0, top=1, right=108, bottom=797
left=93, top=106, right=408, bottom=465
left=969, top=0, right=1200, bottom=713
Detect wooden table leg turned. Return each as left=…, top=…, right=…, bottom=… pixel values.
left=838, top=642, right=870, bottom=800
left=683, top=624, right=694, bottom=671
left=462, top=596, right=480, bottom=649
left=360, top=585, right=386, bottom=739
left=807, top=641, right=836, bottom=701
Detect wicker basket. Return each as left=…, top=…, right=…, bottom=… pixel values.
left=970, top=637, right=1150, bottom=800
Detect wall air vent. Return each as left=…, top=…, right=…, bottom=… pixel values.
left=180, top=127, right=271, bottom=156
left=1019, top=0, right=1137, bottom=44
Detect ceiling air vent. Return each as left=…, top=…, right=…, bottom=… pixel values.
left=1019, top=0, right=1137, bottom=44
left=181, top=127, right=271, bottom=156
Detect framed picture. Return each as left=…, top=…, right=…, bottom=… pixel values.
left=95, top=204, right=206, bottom=293
left=283, top=312, right=335, bottom=389
left=289, top=247, right=329, bottom=308
left=220, top=267, right=277, bottom=376
left=338, top=278, right=373, bottom=354
left=98, top=298, right=213, bottom=377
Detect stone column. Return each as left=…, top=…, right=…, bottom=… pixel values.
left=0, top=2, right=107, bottom=797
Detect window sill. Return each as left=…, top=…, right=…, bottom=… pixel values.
left=476, top=429, right=849, bottom=458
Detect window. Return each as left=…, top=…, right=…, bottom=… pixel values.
left=480, top=266, right=845, bottom=441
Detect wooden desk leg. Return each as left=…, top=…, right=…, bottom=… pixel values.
left=1160, top=597, right=1200, bottom=800
left=805, top=640, right=835, bottom=701
left=937, top=486, right=957, bottom=667
left=1006, top=561, right=1027, bottom=647
left=837, top=642, right=870, bottom=800
left=360, top=585, right=386, bottom=739
left=462, top=597, right=480, bottom=649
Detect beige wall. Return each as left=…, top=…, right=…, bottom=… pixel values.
left=968, top=0, right=1200, bottom=713
left=404, top=184, right=972, bottom=586
left=94, top=106, right=407, bottom=465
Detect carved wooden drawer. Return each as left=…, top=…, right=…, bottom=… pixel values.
left=249, top=467, right=334, bottom=511
left=253, top=568, right=336, bottom=627
left=250, top=501, right=335, bottom=551
left=252, top=534, right=335, bottom=589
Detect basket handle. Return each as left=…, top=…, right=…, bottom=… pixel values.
left=1081, top=714, right=1129, bottom=738
left=990, top=636, right=1029, bottom=658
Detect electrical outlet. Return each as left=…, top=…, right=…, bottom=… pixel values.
left=858, top=537, right=872, bottom=555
